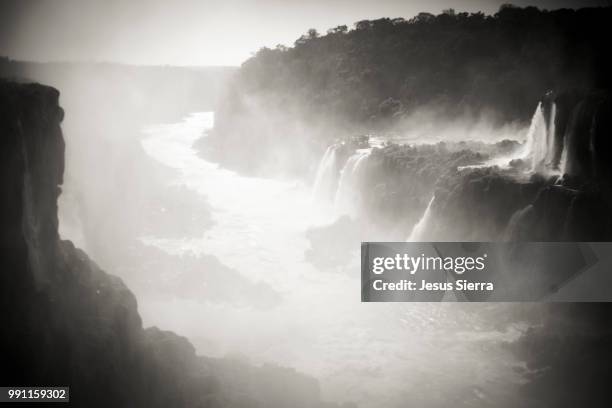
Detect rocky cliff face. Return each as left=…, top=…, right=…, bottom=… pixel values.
left=0, top=80, right=343, bottom=408
left=412, top=90, right=612, bottom=242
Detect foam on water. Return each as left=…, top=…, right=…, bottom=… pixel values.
left=334, top=149, right=371, bottom=217
left=139, top=112, right=524, bottom=408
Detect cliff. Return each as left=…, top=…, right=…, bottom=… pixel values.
left=422, top=90, right=612, bottom=242
left=0, top=80, right=341, bottom=408
left=198, top=6, right=612, bottom=177
left=311, top=89, right=612, bottom=242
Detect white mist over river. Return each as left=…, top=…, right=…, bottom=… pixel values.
left=93, top=112, right=525, bottom=407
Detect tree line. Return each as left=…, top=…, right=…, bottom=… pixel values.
left=223, top=4, right=611, bottom=128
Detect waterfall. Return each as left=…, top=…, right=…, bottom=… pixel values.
left=518, top=101, right=565, bottom=175
left=464, top=102, right=564, bottom=174
left=546, top=103, right=557, bottom=165
left=334, top=149, right=371, bottom=216
left=312, top=144, right=340, bottom=201
left=407, top=195, right=435, bottom=242
left=559, top=139, right=568, bottom=175
left=523, top=102, right=549, bottom=172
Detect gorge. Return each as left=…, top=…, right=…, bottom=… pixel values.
left=6, top=78, right=609, bottom=408
left=0, top=80, right=348, bottom=408
left=2, top=3, right=612, bottom=408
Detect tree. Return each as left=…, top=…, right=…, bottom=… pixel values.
left=307, top=28, right=319, bottom=39
left=327, top=25, right=348, bottom=35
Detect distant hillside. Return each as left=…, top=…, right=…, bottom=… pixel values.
left=200, top=5, right=612, bottom=177
left=0, top=58, right=236, bottom=122
left=0, top=59, right=236, bottom=271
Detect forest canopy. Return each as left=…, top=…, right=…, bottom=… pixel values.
left=227, top=5, right=611, bottom=124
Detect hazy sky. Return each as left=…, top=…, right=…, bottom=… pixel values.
left=0, top=0, right=607, bottom=66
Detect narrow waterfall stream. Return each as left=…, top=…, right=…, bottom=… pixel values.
left=407, top=195, right=436, bottom=242
left=334, top=149, right=371, bottom=216
left=312, top=144, right=340, bottom=201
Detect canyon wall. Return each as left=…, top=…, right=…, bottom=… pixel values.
left=0, top=80, right=345, bottom=408
left=310, top=90, right=612, bottom=243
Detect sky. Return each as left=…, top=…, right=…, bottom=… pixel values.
left=0, top=0, right=608, bottom=67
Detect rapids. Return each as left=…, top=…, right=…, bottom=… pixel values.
left=136, top=112, right=525, bottom=407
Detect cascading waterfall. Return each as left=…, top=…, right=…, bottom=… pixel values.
left=457, top=102, right=565, bottom=175
left=546, top=102, right=557, bottom=165
left=522, top=101, right=565, bottom=175
left=312, top=144, right=340, bottom=201
left=523, top=102, right=549, bottom=172
left=484, top=101, right=565, bottom=176
left=311, top=143, right=373, bottom=216
left=558, top=139, right=568, bottom=175
left=406, top=195, right=435, bottom=242
left=334, top=149, right=371, bottom=216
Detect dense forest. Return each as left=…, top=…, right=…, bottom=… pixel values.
left=202, top=5, right=612, bottom=177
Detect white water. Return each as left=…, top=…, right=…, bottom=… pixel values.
left=312, top=144, right=340, bottom=201
left=334, top=149, right=371, bottom=216
left=138, top=112, right=524, bottom=407
left=559, top=136, right=568, bottom=175
left=524, top=102, right=549, bottom=172
left=458, top=102, right=565, bottom=177
left=520, top=101, right=566, bottom=176
left=546, top=103, right=557, bottom=165
left=407, top=195, right=436, bottom=242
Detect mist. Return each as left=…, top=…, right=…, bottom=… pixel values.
left=2, top=58, right=538, bottom=407
left=80, top=79, right=536, bottom=407
left=1, top=2, right=611, bottom=407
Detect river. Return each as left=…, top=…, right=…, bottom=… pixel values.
left=137, top=112, right=525, bottom=407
